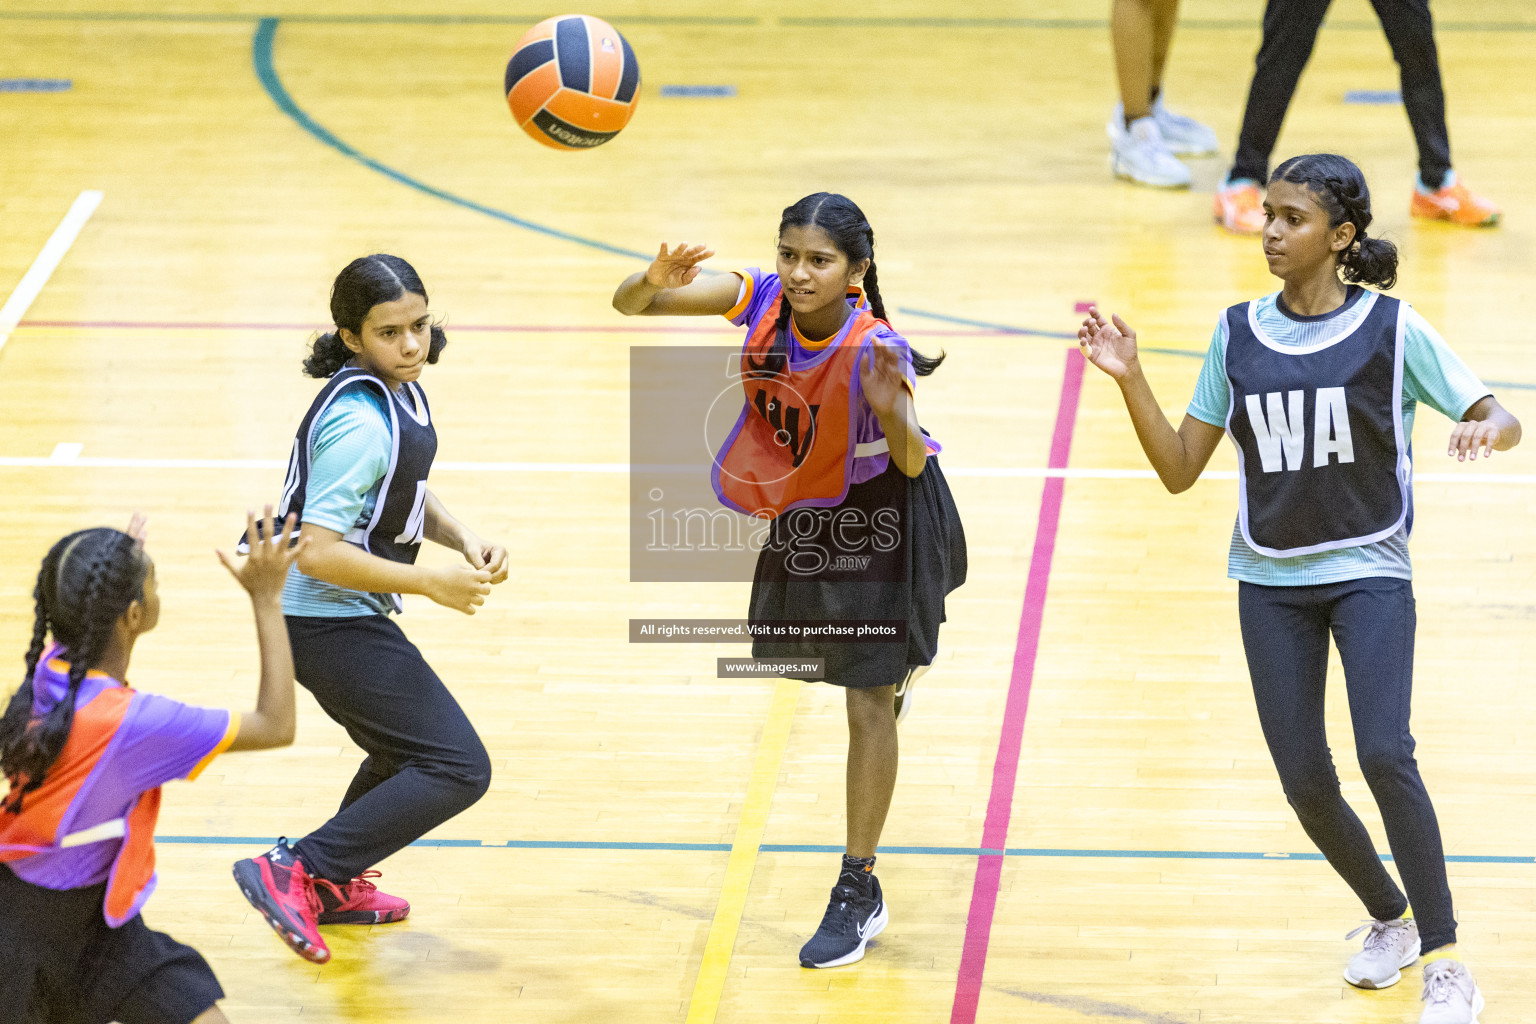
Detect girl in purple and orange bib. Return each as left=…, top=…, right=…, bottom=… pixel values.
left=1, top=510, right=306, bottom=1024
left=613, top=192, right=967, bottom=969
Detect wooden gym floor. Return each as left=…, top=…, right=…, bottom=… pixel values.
left=2, top=1, right=1534, bottom=1021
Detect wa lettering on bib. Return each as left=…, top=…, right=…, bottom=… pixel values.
left=1224, top=292, right=1412, bottom=557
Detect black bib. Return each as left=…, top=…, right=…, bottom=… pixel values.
left=1224, top=292, right=1410, bottom=557
left=242, top=366, right=437, bottom=611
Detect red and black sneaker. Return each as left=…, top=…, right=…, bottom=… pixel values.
left=232, top=839, right=330, bottom=964
left=315, top=870, right=411, bottom=925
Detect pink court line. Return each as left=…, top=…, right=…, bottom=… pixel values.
left=14, top=319, right=1007, bottom=337
left=950, top=347, right=1085, bottom=1024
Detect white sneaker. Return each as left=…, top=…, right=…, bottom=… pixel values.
left=1150, top=96, right=1218, bottom=156
left=1344, top=918, right=1421, bottom=989
left=893, top=664, right=929, bottom=725
left=1420, top=960, right=1485, bottom=1024
left=1107, top=113, right=1191, bottom=188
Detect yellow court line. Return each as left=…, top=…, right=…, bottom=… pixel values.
left=685, top=678, right=802, bottom=1024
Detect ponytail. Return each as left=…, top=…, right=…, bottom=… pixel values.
left=1341, top=236, right=1399, bottom=290
left=302, top=330, right=351, bottom=379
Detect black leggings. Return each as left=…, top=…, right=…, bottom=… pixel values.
left=287, top=615, right=492, bottom=883
left=1239, top=578, right=1455, bottom=951
left=1231, top=0, right=1451, bottom=188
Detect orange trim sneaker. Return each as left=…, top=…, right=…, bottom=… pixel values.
left=315, top=870, right=411, bottom=925
left=1411, top=174, right=1500, bottom=227
left=1214, top=180, right=1266, bottom=235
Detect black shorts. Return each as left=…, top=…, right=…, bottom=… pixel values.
left=0, top=865, right=224, bottom=1024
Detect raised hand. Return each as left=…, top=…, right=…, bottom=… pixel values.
left=860, top=340, right=908, bottom=417
left=1077, top=306, right=1141, bottom=380
left=217, top=507, right=307, bottom=604
left=126, top=512, right=148, bottom=546
left=644, top=242, right=715, bottom=290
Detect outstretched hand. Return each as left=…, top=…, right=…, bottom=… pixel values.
left=644, top=242, right=715, bottom=290
left=1077, top=306, right=1141, bottom=380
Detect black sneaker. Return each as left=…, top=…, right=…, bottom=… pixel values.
left=893, top=664, right=928, bottom=724
left=798, top=875, right=888, bottom=968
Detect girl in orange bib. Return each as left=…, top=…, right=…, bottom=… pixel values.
left=613, top=192, right=966, bottom=968
left=1, top=510, right=306, bottom=1024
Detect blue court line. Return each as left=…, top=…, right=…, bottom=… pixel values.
left=257, top=12, right=1536, bottom=401
left=252, top=18, right=652, bottom=263
left=154, top=836, right=1536, bottom=863
left=0, top=78, right=71, bottom=92
left=659, top=85, right=738, bottom=98
left=1345, top=89, right=1403, bottom=105
left=253, top=15, right=1536, bottom=400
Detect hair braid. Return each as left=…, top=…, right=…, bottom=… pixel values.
left=862, top=254, right=888, bottom=324
left=2, top=529, right=146, bottom=812
left=1, top=543, right=63, bottom=813
left=771, top=192, right=946, bottom=378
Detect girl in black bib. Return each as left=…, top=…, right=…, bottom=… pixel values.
left=1079, top=154, right=1519, bottom=1024
left=230, top=255, right=510, bottom=965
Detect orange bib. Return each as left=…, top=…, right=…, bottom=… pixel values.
left=1, top=686, right=163, bottom=928
left=713, top=296, right=884, bottom=518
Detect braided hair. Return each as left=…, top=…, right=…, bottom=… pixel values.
left=1270, top=154, right=1399, bottom=289
left=768, top=193, right=945, bottom=376
left=303, top=254, right=449, bottom=378
left=1, top=528, right=149, bottom=813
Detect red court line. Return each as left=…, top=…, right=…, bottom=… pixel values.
left=950, top=347, right=1085, bottom=1024
left=15, top=319, right=1008, bottom=337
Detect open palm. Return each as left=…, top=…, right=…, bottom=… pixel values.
left=860, top=341, right=906, bottom=417
left=1077, top=306, right=1140, bottom=380
left=645, top=242, right=715, bottom=290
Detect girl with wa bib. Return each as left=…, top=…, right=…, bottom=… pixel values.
left=1079, top=153, right=1519, bottom=1024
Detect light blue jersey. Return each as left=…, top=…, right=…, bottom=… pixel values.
left=1187, top=287, right=1490, bottom=586
left=281, top=388, right=395, bottom=617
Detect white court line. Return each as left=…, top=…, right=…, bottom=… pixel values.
left=0, top=191, right=104, bottom=356
left=0, top=455, right=1531, bottom=485
left=49, top=442, right=83, bottom=462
